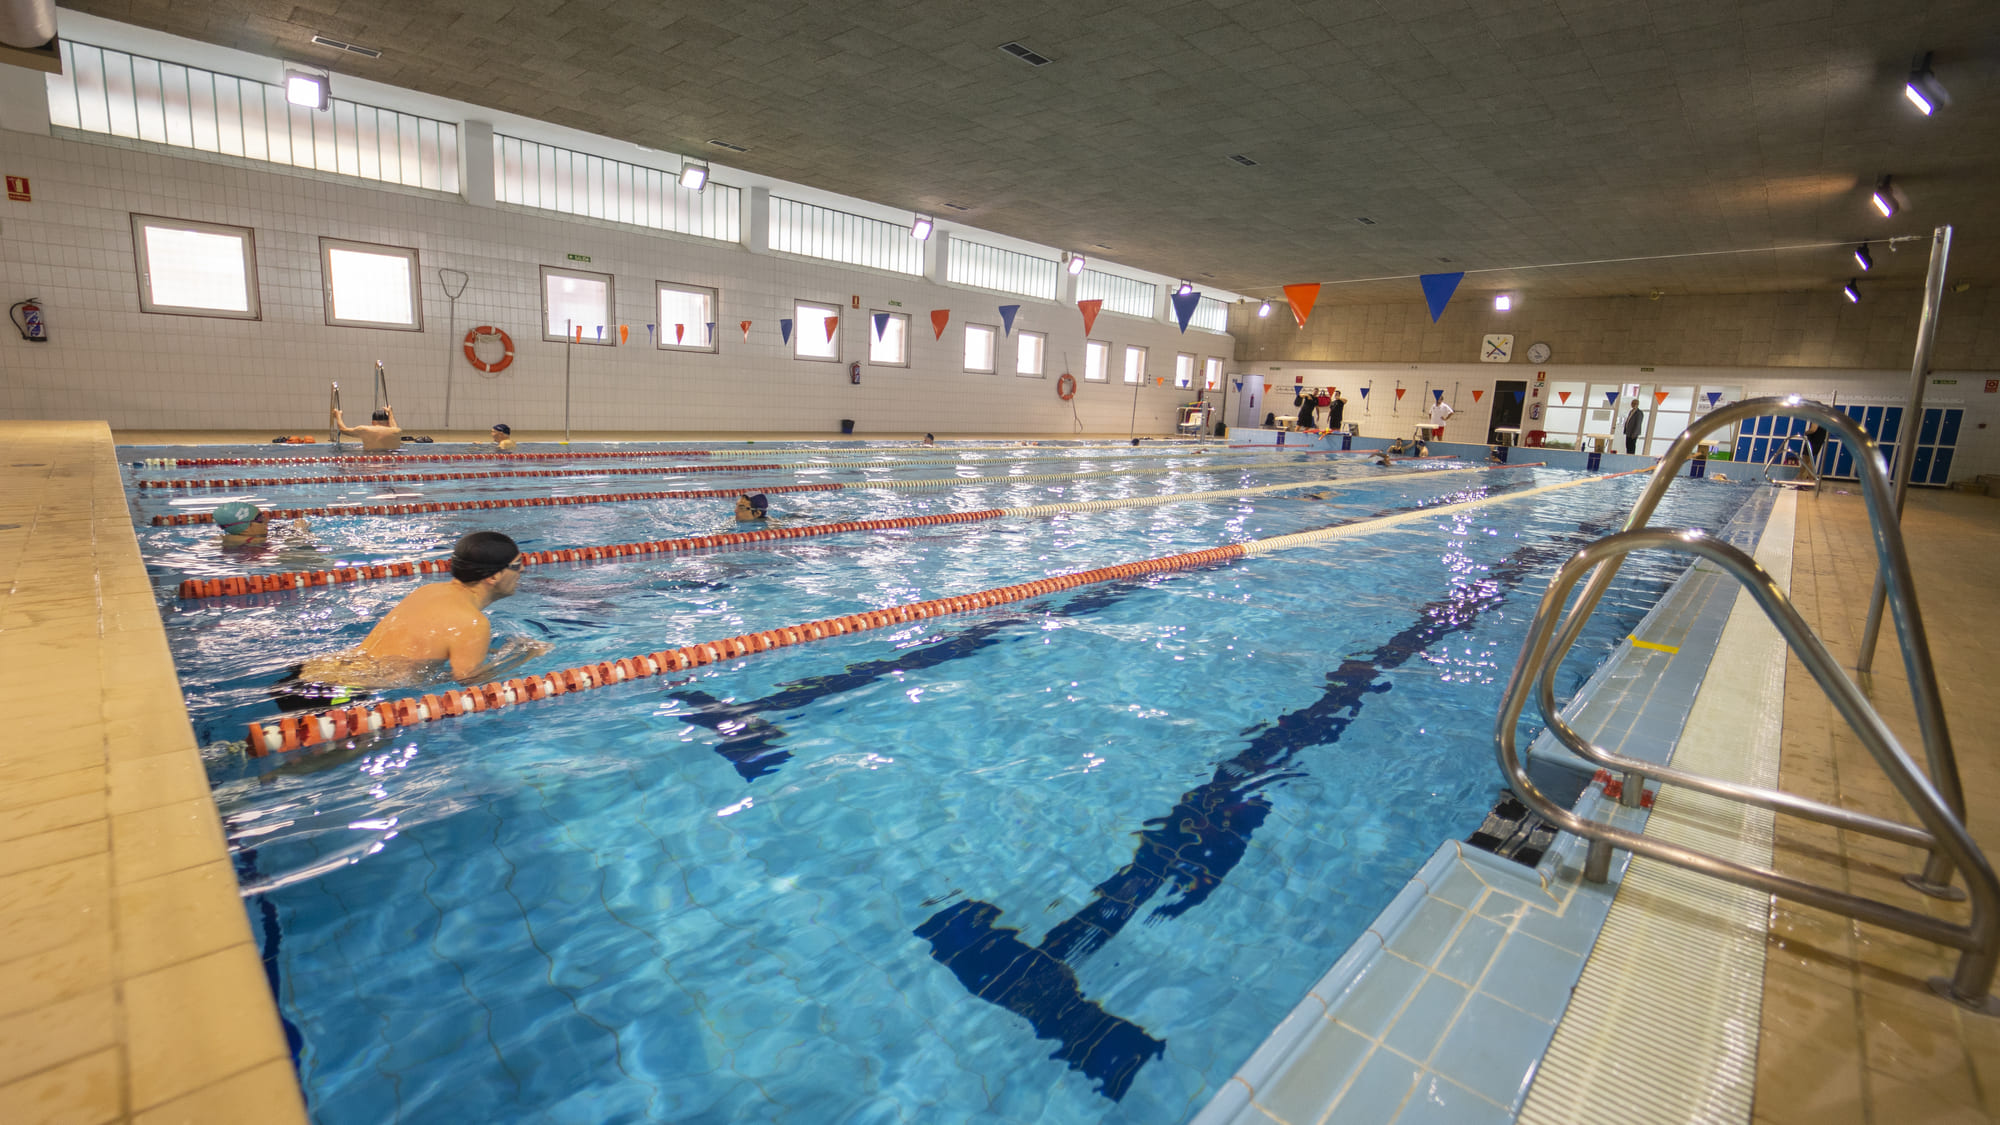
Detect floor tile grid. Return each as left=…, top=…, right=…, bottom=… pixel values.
left=1754, top=489, right=2000, bottom=1125
left=0, top=422, right=308, bottom=1125
left=1518, top=488, right=1796, bottom=1125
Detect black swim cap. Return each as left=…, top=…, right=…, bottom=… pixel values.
left=372, top=409, right=391, bottom=423
left=450, top=531, right=519, bottom=582
left=492, top=423, right=511, bottom=435
left=742, top=493, right=768, bottom=515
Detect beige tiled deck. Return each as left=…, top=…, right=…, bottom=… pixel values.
left=0, top=422, right=305, bottom=1125
left=1757, top=488, right=2000, bottom=1125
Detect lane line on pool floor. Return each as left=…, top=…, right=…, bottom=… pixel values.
left=240, top=465, right=1636, bottom=754
left=147, top=456, right=1445, bottom=526
left=175, top=466, right=1516, bottom=599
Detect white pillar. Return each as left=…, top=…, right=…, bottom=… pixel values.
left=745, top=186, right=769, bottom=254
left=0, top=63, right=51, bottom=134
left=460, top=119, right=495, bottom=208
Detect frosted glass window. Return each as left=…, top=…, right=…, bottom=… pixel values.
left=657, top=283, right=718, bottom=352
left=1189, top=296, right=1229, bottom=333
left=795, top=301, right=840, bottom=361
left=1123, top=345, right=1148, bottom=385
left=1084, top=340, right=1110, bottom=382
left=1016, top=331, right=1045, bottom=377
left=869, top=311, right=908, bottom=366
left=1077, top=270, right=1156, bottom=319
left=1174, top=353, right=1195, bottom=389
left=498, top=134, right=739, bottom=243
left=321, top=239, right=419, bottom=330
left=132, top=215, right=258, bottom=319
left=542, top=266, right=614, bottom=344
left=771, top=197, right=922, bottom=275
left=964, top=324, right=997, bottom=373
left=1203, top=357, right=1222, bottom=390
left=947, top=237, right=1059, bottom=300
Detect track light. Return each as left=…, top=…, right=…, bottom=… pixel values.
left=1176, top=280, right=1193, bottom=296
left=1066, top=252, right=1085, bottom=276
left=1257, top=300, right=1271, bottom=317
left=911, top=214, right=933, bottom=240
left=1493, top=294, right=1512, bottom=311
left=679, top=162, right=709, bottom=191
left=283, top=69, right=329, bottom=111
left=1870, top=176, right=1896, bottom=218
left=1843, top=279, right=1860, bottom=303
left=1854, top=244, right=1873, bottom=271
left=1905, top=51, right=1948, bottom=116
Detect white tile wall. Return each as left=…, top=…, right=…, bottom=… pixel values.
left=0, top=128, right=1235, bottom=435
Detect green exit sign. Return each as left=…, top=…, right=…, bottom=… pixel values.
left=887, top=299, right=903, bottom=307
left=566, top=253, right=592, bottom=263
left=1932, top=378, right=1958, bottom=385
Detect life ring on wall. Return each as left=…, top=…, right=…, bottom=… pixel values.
left=463, top=326, right=515, bottom=373
left=1056, top=373, right=1077, bottom=401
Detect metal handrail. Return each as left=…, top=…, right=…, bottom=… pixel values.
left=328, top=381, right=342, bottom=451
left=1494, top=397, right=1997, bottom=1012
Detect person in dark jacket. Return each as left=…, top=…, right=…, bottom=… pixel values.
left=1325, top=388, right=1347, bottom=431
left=1294, top=388, right=1318, bottom=430
left=1623, top=399, right=1645, bottom=454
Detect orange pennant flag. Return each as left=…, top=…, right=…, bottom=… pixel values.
left=1078, top=299, right=1103, bottom=336
left=824, top=316, right=839, bottom=342
left=930, top=310, right=951, bottom=340
left=675, top=324, right=685, bottom=344
left=1155, top=377, right=1164, bottom=386
left=740, top=320, right=753, bottom=340
left=1471, top=389, right=1484, bottom=402
left=1395, top=387, right=1406, bottom=400
left=1558, top=391, right=1571, bottom=404
left=1654, top=390, right=1670, bottom=405
left=619, top=324, right=629, bottom=345
left=574, top=326, right=582, bottom=342
left=1282, top=283, right=1321, bottom=328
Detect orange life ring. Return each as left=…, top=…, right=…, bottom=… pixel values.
left=1056, top=372, right=1077, bottom=401
left=463, top=326, right=515, bottom=373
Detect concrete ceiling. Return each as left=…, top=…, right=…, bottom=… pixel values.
left=67, top=0, right=2000, bottom=305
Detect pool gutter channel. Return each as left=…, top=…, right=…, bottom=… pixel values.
left=1193, top=484, right=1788, bottom=1125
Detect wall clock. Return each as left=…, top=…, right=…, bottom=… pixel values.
left=1526, top=341, right=1551, bottom=363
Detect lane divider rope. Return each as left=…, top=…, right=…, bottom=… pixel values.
left=240, top=464, right=1621, bottom=755
left=136, top=441, right=1241, bottom=469
left=146, top=456, right=1390, bottom=526
left=175, top=465, right=1525, bottom=599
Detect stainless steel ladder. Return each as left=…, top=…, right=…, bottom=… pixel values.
left=1494, top=396, right=1997, bottom=1012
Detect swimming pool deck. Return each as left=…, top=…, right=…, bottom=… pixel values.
left=3, top=426, right=1994, bottom=1122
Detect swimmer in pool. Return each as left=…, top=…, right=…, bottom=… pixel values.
left=214, top=501, right=308, bottom=549
left=333, top=404, right=402, bottom=451
left=1371, top=450, right=1394, bottom=467
left=290, top=531, right=550, bottom=693
left=922, top=433, right=937, bottom=447
left=1387, top=438, right=1407, bottom=455
left=735, top=493, right=773, bottom=521
left=491, top=422, right=517, bottom=452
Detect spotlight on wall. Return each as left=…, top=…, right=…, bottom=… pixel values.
left=1904, top=51, right=1949, bottom=116
left=1176, top=280, right=1194, bottom=295
left=1854, top=244, right=1873, bottom=271
left=1870, top=176, right=1897, bottom=218
left=1843, top=279, right=1861, bottom=303
left=910, top=214, right=933, bottom=241
left=283, top=69, right=329, bottom=111
left=1065, top=252, right=1086, bottom=276
left=679, top=162, right=709, bottom=191
left=1257, top=300, right=1271, bottom=317
left=1493, top=293, right=1512, bottom=311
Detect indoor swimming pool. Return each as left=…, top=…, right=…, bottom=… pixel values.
left=127, top=441, right=1758, bottom=1124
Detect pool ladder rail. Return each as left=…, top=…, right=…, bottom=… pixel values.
left=1494, top=397, right=1999, bottom=1013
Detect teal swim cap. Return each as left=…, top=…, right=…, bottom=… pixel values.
left=213, top=501, right=262, bottom=534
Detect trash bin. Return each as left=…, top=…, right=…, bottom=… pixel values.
left=840, top=419, right=855, bottom=434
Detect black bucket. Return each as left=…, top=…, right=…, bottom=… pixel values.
left=840, top=419, right=855, bottom=434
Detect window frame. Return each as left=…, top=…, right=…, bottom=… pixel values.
left=1016, top=330, right=1047, bottom=378
left=1122, top=344, right=1148, bottom=385
left=793, top=299, right=842, bottom=362
left=540, top=265, right=616, bottom=345
left=1083, top=339, right=1111, bottom=382
left=867, top=309, right=910, bottom=367
left=319, top=237, right=422, bottom=331
left=655, top=281, right=720, bottom=353
left=131, top=213, right=261, bottom=321
left=1174, top=352, right=1195, bottom=389
left=963, top=322, right=998, bottom=374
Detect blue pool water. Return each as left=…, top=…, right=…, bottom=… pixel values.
left=129, top=442, right=1755, bottom=1124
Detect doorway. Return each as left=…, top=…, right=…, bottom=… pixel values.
left=1488, top=380, right=1525, bottom=443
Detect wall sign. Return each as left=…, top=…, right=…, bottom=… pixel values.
left=1985, top=379, right=1997, bottom=393
left=1480, top=334, right=1513, bottom=363
left=4, top=176, right=27, bottom=202
left=565, top=253, right=591, bottom=262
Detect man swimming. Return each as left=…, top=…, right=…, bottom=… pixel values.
left=333, top=404, right=402, bottom=451
left=214, top=500, right=309, bottom=549
left=735, top=493, right=771, bottom=521
left=290, top=531, right=550, bottom=693
left=491, top=422, right=518, bottom=452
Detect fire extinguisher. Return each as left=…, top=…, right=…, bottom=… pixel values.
left=849, top=361, right=861, bottom=385
left=9, top=298, right=48, bottom=342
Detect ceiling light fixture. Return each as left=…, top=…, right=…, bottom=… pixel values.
left=283, top=69, right=329, bottom=110
left=1494, top=294, right=1512, bottom=311
left=910, top=214, right=933, bottom=241
left=1843, top=279, right=1861, bottom=303
left=1854, top=244, right=1873, bottom=271
left=1066, top=252, right=1085, bottom=276
left=1176, top=280, right=1193, bottom=295
left=1870, top=176, right=1897, bottom=218
left=1257, top=300, right=1271, bottom=317
left=1904, top=51, right=1948, bottom=115
left=679, top=161, right=709, bottom=191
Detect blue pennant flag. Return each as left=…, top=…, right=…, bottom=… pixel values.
left=1706, top=391, right=1722, bottom=405
left=595, top=325, right=604, bottom=340
left=1432, top=389, right=1444, bottom=402
left=1513, top=391, right=1525, bottom=403
left=998, top=304, right=1020, bottom=336
left=779, top=318, right=793, bottom=345
left=1169, top=289, right=1201, bottom=333
left=872, top=312, right=890, bottom=340
left=1358, top=387, right=1371, bottom=399
left=646, top=323, right=655, bottom=341
left=706, top=322, right=715, bottom=342
left=1605, top=390, right=1618, bottom=406
left=1419, top=272, right=1463, bottom=323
